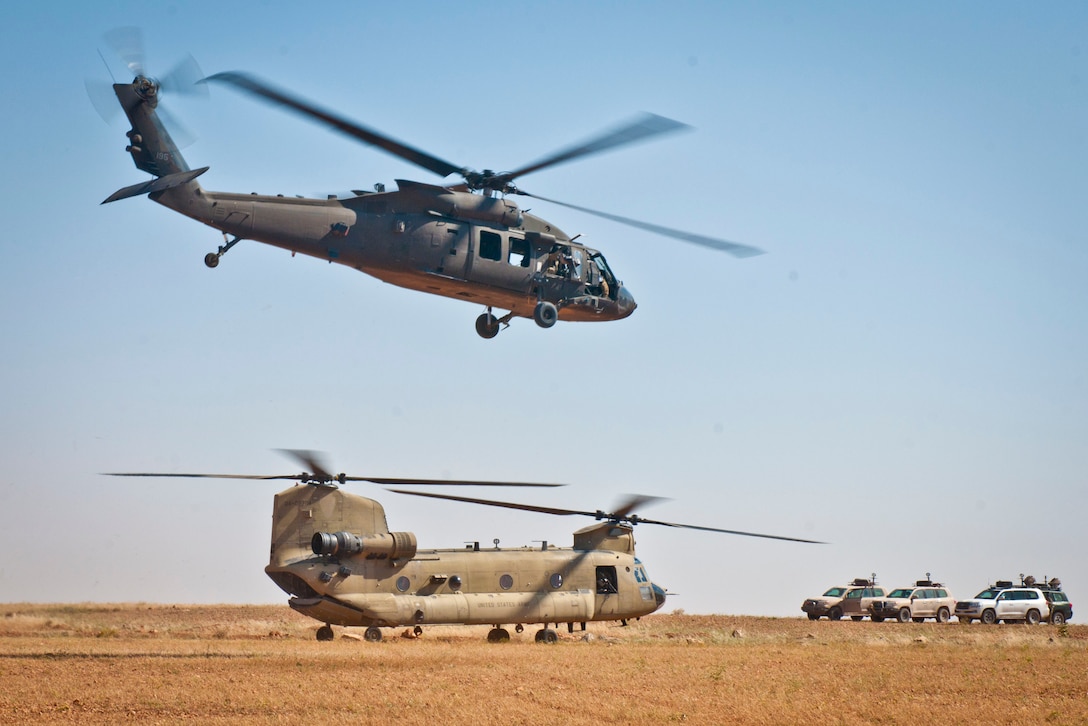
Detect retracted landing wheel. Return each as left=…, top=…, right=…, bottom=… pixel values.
left=534, top=628, right=558, bottom=644
left=533, top=301, right=558, bottom=328
left=487, top=627, right=511, bottom=643
left=316, top=624, right=334, bottom=641
left=475, top=312, right=500, bottom=339
left=364, top=627, right=383, bottom=642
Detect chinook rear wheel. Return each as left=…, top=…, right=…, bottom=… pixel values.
left=364, top=627, right=383, bottom=642
left=487, top=628, right=511, bottom=643
left=316, top=625, right=334, bottom=641
left=535, top=628, right=558, bottom=644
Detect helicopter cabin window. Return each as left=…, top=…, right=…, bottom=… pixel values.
left=596, top=566, right=618, bottom=594
left=508, top=236, right=530, bottom=268
left=479, top=230, right=502, bottom=261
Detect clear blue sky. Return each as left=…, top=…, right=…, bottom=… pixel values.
left=1, top=1, right=1085, bottom=616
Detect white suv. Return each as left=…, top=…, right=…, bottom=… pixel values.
left=955, top=583, right=1050, bottom=625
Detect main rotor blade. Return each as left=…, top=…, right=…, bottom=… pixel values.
left=503, top=113, right=689, bottom=182
left=276, top=449, right=334, bottom=481
left=388, top=489, right=824, bottom=543
left=388, top=489, right=599, bottom=517
left=628, top=516, right=826, bottom=544
left=517, top=190, right=765, bottom=258
left=103, top=472, right=303, bottom=481
left=364, top=478, right=563, bottom=488
left=205, top=72, right=464, bottom=178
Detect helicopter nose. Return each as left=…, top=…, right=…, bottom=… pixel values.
left=616, top=286, right=637, bottom=319
left=652, top=583, right=667, bottom=610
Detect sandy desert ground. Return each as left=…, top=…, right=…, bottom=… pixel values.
left=1, top=603, right=1086, bottom=724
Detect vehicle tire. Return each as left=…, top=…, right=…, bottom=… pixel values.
left=897, top=608, right=911, bottom=623
left=487, top=628, right=511, bottom=643
left=872, top=615, right=885, bottom=623
left=807, top=613, right=819, bottom=621
left=1026, top=609, right=1041, bottom=626
left=533, top=301, right=558, bottom=328
left=315, top=625, right=334, bottom=641
left=535, top=628, right=558, bottom=644
left=1051, top=610, right=1067, bottom=626
left=958, top=616, right=972, bottom=624
left=912, top=617, right=924, bottom=623
left=981, top=609, right=997, bottom=625
left=851, top=616, right=863, bottom=622
left=204, top=252, right=219, bottom=269
left=936, top=607, right=950, bottom=623
left=364, top=627, right=383, bottom=642
left=829, top=606, right=843, bottom=621
left=475, top=313, right=499, bottom=339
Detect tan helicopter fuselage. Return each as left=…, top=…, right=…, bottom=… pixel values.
left=264, top=484, right=666, bottom=630
left=111, top=80, right=635, bottom=324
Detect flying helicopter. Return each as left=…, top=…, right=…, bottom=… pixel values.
left=108, top=450, right=823, bottom=643
left=95, top=31, right=763, bottom=338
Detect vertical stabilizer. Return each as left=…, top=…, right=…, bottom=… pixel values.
left=113, top=78, right=190, bottom=177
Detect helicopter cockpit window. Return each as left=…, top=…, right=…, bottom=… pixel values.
left=570, top=248, right=584, bottom=280
left=508, top=236, right=530, bottom=268
left=591, top=252, right=617, bottom=299
left=479, top=230, right=502, bottom=261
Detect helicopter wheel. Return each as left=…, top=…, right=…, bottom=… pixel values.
left=315, top=624, right=334, bottom=641
left=534, top=628, right=559, bottom=644
left=363, top=627, right=383, bottom=642
left=487, top=627, right=511, bottom=643
left=475, top=313, right=500, bottom=339
left=533, top=301, right=558, bottom=328
left=204, top=252, right=220, bottom=269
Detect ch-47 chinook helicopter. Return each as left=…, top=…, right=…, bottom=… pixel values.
left=95, top=32, right=763, bottom=338
left=108, top=450, right=822, bottom=643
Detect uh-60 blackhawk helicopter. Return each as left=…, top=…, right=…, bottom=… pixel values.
left=108, top=450, right=821, bottom=643
left=96, top=33, right=763, bottom=338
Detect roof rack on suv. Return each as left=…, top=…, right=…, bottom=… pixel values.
left=1021, top=574, right=1062, bottom=591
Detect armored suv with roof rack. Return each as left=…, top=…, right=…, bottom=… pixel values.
left=954, top=577, right=1050, bottom=625
left=802, top=577, right=884, bottom=621
left=869, top=576, right=956, bottom=623
left=1026, top=575, right=1072, bottom=625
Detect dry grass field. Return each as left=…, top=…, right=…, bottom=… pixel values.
left=1, top=604, right=1086, bottom=724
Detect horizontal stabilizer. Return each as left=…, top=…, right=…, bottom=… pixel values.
left=102, top=166, right=209, bottom=204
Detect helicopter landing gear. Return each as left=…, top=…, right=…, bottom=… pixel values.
left=486, top=627, right=511, bottom=643
left=534, top=627, right=559, bottom=644
left=533, top=301, right=558, bottom=328
left=205, top=233, right=243, bottom=268
left=475, top=312, right=499, bottom=339
left=316, top=624, right=334, bottom=641
left=363, top=626, right=383, bottom=642
left=475, top=308, right=514, bottom=339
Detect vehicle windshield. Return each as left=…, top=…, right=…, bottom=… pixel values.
left=888, top=589, right=914, bottom=598
left=822, top=587, right=846, bottom=597
left=975, top=589, right=1001, bottom=599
